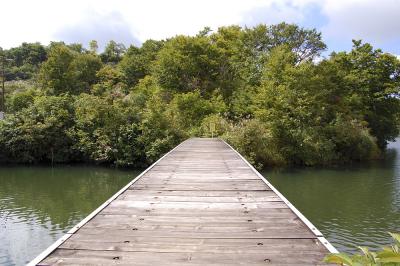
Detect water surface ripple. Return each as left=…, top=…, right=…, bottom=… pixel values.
left=1, top=141, right=400, bottom=264
left=0, top=166, right=136, bottom=266
left=263, top=139, right=400, bottom=253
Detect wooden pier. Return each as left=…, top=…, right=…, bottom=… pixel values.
left=30, top=138, right=337, bottom=265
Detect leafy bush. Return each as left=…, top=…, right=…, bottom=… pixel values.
left=0, top=24, right=399, bottom=168
left=199, top=114, right=230, bottom=137
left=223, top=119, right=286, bottom=169
left=325, top=233, right=400, bottom=265
left=0, top=94, right=77, bottom=163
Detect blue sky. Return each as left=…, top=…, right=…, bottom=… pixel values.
left=1, top=0, right=399, bottom=56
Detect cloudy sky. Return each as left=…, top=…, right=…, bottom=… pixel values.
left=1, top=0, right=399, bottom=55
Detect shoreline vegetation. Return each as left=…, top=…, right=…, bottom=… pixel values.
left=0, top=23, right=399, bottom=169
left=325, top=233, right=400, bottom=265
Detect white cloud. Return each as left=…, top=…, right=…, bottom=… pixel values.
left=1, top=0, right=399, bottom=54
left=54, top=10, right=140, bottom=49
left=241, top=2, right=307, bottom=27
left=320, top=0, right=400, bottom=44
left=105, top=0, right=267, bottom=42
left=1, top=0, right=268, bottom=48
left=1, top=1, right=90, bottom=47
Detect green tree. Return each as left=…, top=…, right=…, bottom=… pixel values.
left=169, top=90, right=226, bottom=133
left=7, top=87, right=38, bottom=112
left=91, top=65, right=125, bottom=96
left=154, top=35, right=221, bottom=95
left=119, top=40, right=164, bottom=87
left=71, top=94, right=120, bottom=163
left=330, top=40, right=400, bottom=148
left=5, top=42, right=47, bottom=80
left=38, top=44, right=75, bottom=93
left=210, top=26, right=248, bottom=98
left=89, top=40, right=98, bottom=54
left=139, top=93, right=186, bottom=163
left=254, top=46, right=379, bottom=165
left=70, top=53, right=103, bottom=92
left=38, top=44, right=102, bottom=94
left=67, top=43, right=84, bottom=53
left=0, top=94, right=76, bottom=163
left=70, top=94, right=145, bottom=166
left=101, top=40, right=126, bottom=64
left=1, top=23, right=398, bottom=169
left=262, top=22, right=326, bottom=63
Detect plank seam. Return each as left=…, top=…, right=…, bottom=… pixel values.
left=56, top=246, right=326, bottom=253
left=58, top=236, right=322, bottom=240
left=221, top=139, right=339, bottom=254
left=28, top=139, right=189, bottom=266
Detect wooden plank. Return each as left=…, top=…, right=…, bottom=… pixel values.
left=121, top=189, right=280, bottom=197
left=75, top=215, right=309, bottom=229
left=83, top=222, right=308, bottom=232
left=100, top=208, right=301, bottom=218
left=88, top=214, right=300, bottom=224
left=108, top=200, right=288, bottom=209
left=32, top=138, right=335, bottom=265
left=117, top=194, right=282, bottom=202
left=135, top=179, right=264, bottom=184
left=60, top=237, right=327, bottom=254
left=70, top=227, right=316, bottom=239
left=137, top=176, right=261, bottom=181
left=39, top=249, right=329, bottom=266
left=130, top=184, right=268, bottom=191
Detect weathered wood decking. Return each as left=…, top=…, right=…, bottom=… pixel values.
left=30, top=138, right=337, bottom=265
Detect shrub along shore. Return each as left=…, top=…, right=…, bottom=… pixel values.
left=0, top=23, right=399, bottom=168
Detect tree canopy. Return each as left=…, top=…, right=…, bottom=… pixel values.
left=0, top=22, right=399, bottom=168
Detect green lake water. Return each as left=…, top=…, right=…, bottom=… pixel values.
left=0, top=166, right=138, bottom=266
left=263, top=139, right=400, bottom=253
left=1, top=140, right=400, bottom=265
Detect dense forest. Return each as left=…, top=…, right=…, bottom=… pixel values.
left=0, top=23, right=399, bottom=168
